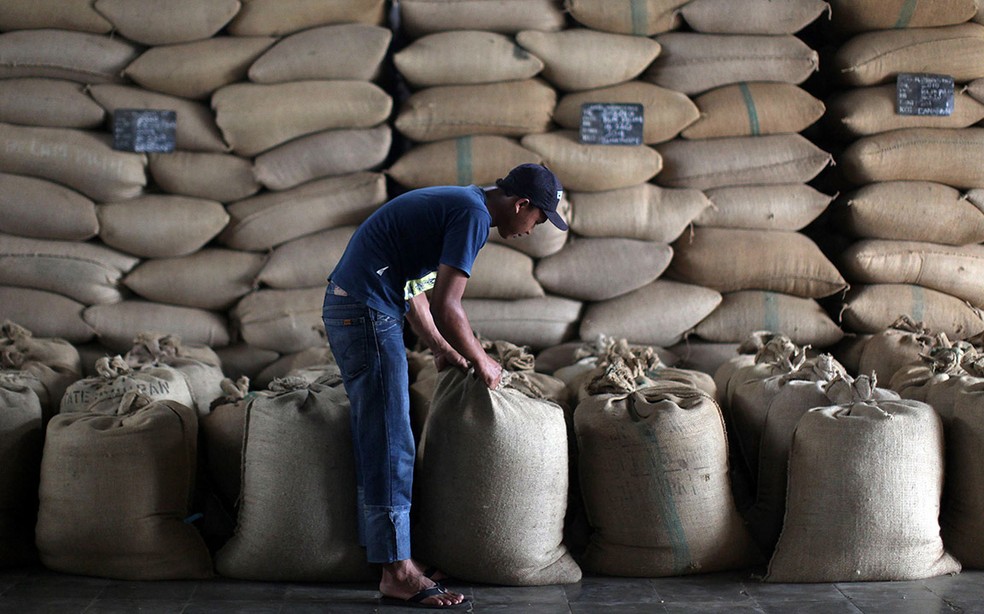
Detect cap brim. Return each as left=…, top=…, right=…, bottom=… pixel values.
left=545, top=209, right=569, bottom=231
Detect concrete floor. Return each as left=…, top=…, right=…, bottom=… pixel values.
left=2, top=565, right=983, bottom=613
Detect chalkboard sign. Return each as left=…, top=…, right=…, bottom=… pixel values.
left=897, top=73, right=954, bottom=117
left=579, top=103, right=644, bottom=145
left=113, top=109, right=176, bottom=153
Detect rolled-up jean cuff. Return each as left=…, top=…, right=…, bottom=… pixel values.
left=364, top=505, right=412, bottom=563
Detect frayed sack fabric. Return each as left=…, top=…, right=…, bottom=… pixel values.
left=232, top=287, right=325, bottom=354
left=888, top=335, right=980, bottom=410
left=60, top=355, right=194, bottom=415
left=827, top=0, right=977, bottom=33
left=521, top=131, right=662, bottom=192
left=0, top=287, right=93, bottom=345
left=564, top=0, right=686, bottom=36
left=214, top=344, right=279, bottom=382
left=0, top=29, right=137, bottom=83
left=252, top=346, right=335, bottom=390
left=93, top=0, right=240, bottom=45
left=248, top=24, right=391, bottom=83
left=570, top=183, right=710, bottom=242
left=683, top=83, right=825, bottom=140
left=465, top=243, right=544, bottom=300
left=149, top=151, right=260, bottom=203
left=226, top=0, right=387, bottom=36
left=856, top=316, right=935, bottom=387
left=694, top=290, right=844, bottom=348
left=462, top=295, right=583, bottom=351
left=680, top=0, right=829, bottom=35
left=0, top=372, right=44, bottom=567
left=0, top=78, right=104, bottom=129
left=399, top=0, right=565, bottom=38
left=394, top=30, right=544, bottom=88
left=387, top=136, right=542, bottom=190
left=0, top=173, right=98, bottom=242
left=697, top=184, right=832, bottom=232
left=257, top=226, right=355, bottom=290
left=840, top=128, right=984, bottom=189
left=97, top=195, right=229, bottom=259
left=828, top=84, right=984, bottom=138
left=82, top=301, right=231, bottom=352
left=841, top=283, right=984, bottom=339
left=0, top=0, right=111, bottom=32
left=0, top=321, right=81, bottom=421
left=415, top=367, right=581, bottom=585
left=123, top=333, right=225, bottom=417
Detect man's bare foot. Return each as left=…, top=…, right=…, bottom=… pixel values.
left=379, top=559, right=466, bottom=608
left=413, top=559, right=450, bottom=583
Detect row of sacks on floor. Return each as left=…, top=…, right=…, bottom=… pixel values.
left=2, top=320, right=981, bottom=584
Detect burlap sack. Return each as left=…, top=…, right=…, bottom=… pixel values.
left=942, top=380, right=984, bottom=568
left=220, top=172, right=386, bottom=252
left=829, top=84, right=984, bottom=138
left=683, top=83, right=825, bottom=140
left=570, top=183, right=710, bottom=242
left=124, top=37, right=276, bottom=100
left=841, top=283, right=984, bottom=342
left=0, top=233, right=138, bottom=305
left=0, top=287, right=93, bottom=344
left=670, top=340, right=741, bottom=378
left=644, top=33, right=818, bottom=95
left=125, top=249, right=264, bottom=311
left=828, top=0, right=977, bottom=32
left=257, top=226, right=355, bottom=290
left=580, top=280, right=722, bottom=347
left=0, top=372, right=43, bottom=567
left=564, top=0, right=685, bottom=36
left=248, top=24, right=390, bottom=83
left=836, top=23, right=984, bottom=86
left=516, top=28, right=661, bottom=92
left=765, top=378, right=961, bottom=582
left=487, top=196, right=570, bottom=259
left=712, top=333, right=770, bottom=407
left=521, top=130, right=662, bottom=192
left=668, top=228, right=847, bottom=298
left=97, top=196, right=229, bottom=259
left=480, top=339, right=571, bottom=409
left=94, top=0, right=240, bottom=45
left=214, top=343, right=279, bottom=381
left=535, top=238, right=673, bottom=302
left=656, top=134, right=831, bottom=190
left=889, top=336, right=979, bottom=410
left=37, top=392, right=212, bottom=580
left=215, top=376, right=373, bottom=581
left=1, top=320, right=81, bottom=420
left=697, top=184, right=832, bottom=232
left=213, top=81, right=391, bottom=157
left=465, top=243, right=544, bottom=300
left=0, top=0, right=111, bottom=32
left=200, top=377, right=251, bottom=514
left=841, top=128, right=984, bottom=189
left=60, top=355, right=194, bottom=415
left=695, top=290, right=844, bottom=348
left=400, top=0, right=566, bottom=37
left=968, top=78, right=984, bottom=104
left=462, top=296, right=583, bottom=351
left=395, top=30, right=544, bottom=88
left=680, top=0, right=829, bottom=34
left=395, top=79, right=555, bottom=143
left=227, top=0, right=386, bottom=36
left=415, top=367, right=581, bottom=585
left=838, top=181, right=984, bottom=246
left=0, top=124, right=146, bottom=203
left=387, top=136, right=542, bottom=190
left=0, top=78, right=104, bottom=128
left=575, top=382, right=760, bottom=576
left=0, top=173, right=97, bottom=241
left=0, top=29, right=136, bottom=83
left=254, top=126, right=391, bottom=191
left=123, top=333, right=225, bottom=417
left=232, top=287, right=324, bottom=354
left=83, top=301, right=231, bottom=352
left=252, top=346, right=335, bottom=390
left=856, top=316, right=935, bottom=386
left=148, top=151, right=260, bottom=203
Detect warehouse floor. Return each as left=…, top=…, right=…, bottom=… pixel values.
left=1, top=565, right=983, bottom=613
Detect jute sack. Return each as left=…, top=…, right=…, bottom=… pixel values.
left=148, top=151, right=260, bottom=203
left=683, top=83, right=825, bottom=140
left=254, top=125, right=391, bottom=191
left=200, top=377, right=251, bottom=514
left=97, top=195, right=229, bottom=259
left=534, top=237, right=673, bottom=302
left=227, top=0, right=386, bottom=36
left=415, top=367, right=581, bottom=585
left=0, top=287, right=94, bottom=344
left=83, top=301, right=231, bottom=352
left=841, top=283, right=984, bottom=341
left=889, top=335, right=980, bottom=409
left=580, top=280, right=722, bottom=348
left=656, top=134, right=831, bottom=190
left=124, top=37, right=277, bottom=101
left=841, top=240, right=984, bottom=308
left=670, top=340, right=743, bottom=379
left=93, top=0, right=240, bottom=45
left=0, top=233, right=139, bottom=305
left=0, top=372, right=43, bottom=567
left=575, top=382, right=760, bottom=576
left=395, top=79, right=555, bottom=143
left=644, top=33, right=818, bottom=95
left=258, top=226, right=355, bottom=290
left=125, top=249, right=265, bottom=311
left=828, top=0, right=977, bottom=32
left=480, top=339, right=571, bottom=409
left=0, top=173, right=98, bottom=241
left=668, top=228, right=847, bottom=298
left=214, top=376, right=371, bottom=581
left=838, top=181, right=984, bottom=246
left=715, top=333, right=797, bottom=410
left=89, top=84, right=229, bottom=154
left=841, top=128, right=984, bottom=189
left=400, top=0, right=566, bottom=37
left=0, top=0, right=111, bottom=32
left=836, top=23, right=984, bottom=86
left=394, top=30, right=544, bottom=88
left=0, top=29, right=136, bottom=83
left=37, top=392, right=213, bottom=580
left=408, top=354, right=438, bottom=441
left=387, top=136, right=542, bottom=190
left=214, top=343, right=279, bottom=381
left=680, top=0, right=829, bottom=34
left=124, top=333, right=225, bottom=417
left=857, top=316, right=935, bottom=386
left=213, top=81, right=391, bottom=157
left=465, top=243, right=544, bottom=300
left=694, top=290, right=844, bottom=348
left=554, top=81, right=699, bottom=145
left=232, top=288, right=324, bottom=354
left=968, top=78, right=984, bottom=104
left=219, top=172, right=386, bottom=252
left=712, top=331, right=778, bottom=406
left=252, top=345, right=335, bottom=390
left=543, top=336, right=679, bottom=391
left=0, top=78, right=104, bottom=128
left=521, top=131, right=662, bottom=192
left=564, top=0, right=685, bottom=35
left=487, top=195, right=570, bottom=259
left=0, top=123, right=146, bottom=203
left=60, top=355, right=194, bottom=415
left=942, top=379, right=984, bottom=568
left=765, top=377, right=961, bottom=582
left=248, top=24, right=391, bottom=83
left=0, top=321, right=82, bottom=420
left=570, top=183, right=710, bottom=242
left=697, top=184, right=832, bottom=232
left=829, top=84, right=984, bottom=138
left=462, top=296, right=583, bottom=351
left=515, top=28, right=661, bottom=92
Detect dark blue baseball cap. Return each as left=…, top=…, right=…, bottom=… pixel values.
left=495, top=163, right=568, bottom=231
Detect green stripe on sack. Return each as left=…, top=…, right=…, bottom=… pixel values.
left=456, top=136, right=473, bottom=185
left=910, top=285, right=925, bottom=321
left=762, top=292, right=780, bottom=332
left=738, top=82, right=761, bottom=136
left=631, top=0, right=647, bottom=36
left=895, top=0, right=917, bottom=28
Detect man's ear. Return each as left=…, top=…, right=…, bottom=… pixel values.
left=514, top=197, right=530, bottom=213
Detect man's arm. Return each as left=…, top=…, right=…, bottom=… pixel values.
left=406, top=291, right=468, bottom=372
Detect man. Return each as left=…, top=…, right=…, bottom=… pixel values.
left=322, top=163, right=567, bottom=608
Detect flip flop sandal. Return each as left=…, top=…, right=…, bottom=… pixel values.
left=380, top=585, right=471, bottom=609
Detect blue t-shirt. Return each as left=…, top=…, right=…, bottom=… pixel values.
left=329, top=185, right=491, bottom=318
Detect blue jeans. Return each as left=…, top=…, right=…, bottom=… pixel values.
left=322, top=282, right=413, bottom=564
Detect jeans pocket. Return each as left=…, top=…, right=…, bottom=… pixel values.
left=323, top=314, right=369, bottom=379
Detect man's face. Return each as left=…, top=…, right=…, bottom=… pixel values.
left=498, top=199, right=548, bottom=239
